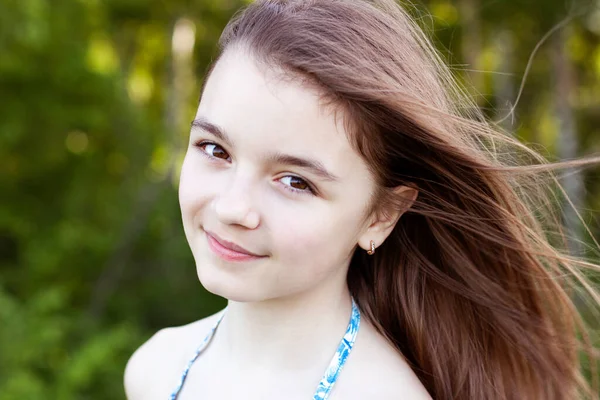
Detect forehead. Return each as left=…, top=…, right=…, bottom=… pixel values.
left=196, top=50, right=372, bottom=184
left=199, top=50, right=332, bottom=140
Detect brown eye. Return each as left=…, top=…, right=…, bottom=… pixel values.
left=289, top=177, right=308, bottom=190
left=199, top=143, right=230, bottom=161
left=280, top=176, right=314, bottom=195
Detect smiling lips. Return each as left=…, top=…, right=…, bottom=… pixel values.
left=205, top=231, right=266, bottom=262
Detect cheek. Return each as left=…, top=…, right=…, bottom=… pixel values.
left=178, top=161, right=198, bottom=216
left=178, top=156, right=217, bottom=214
left=280, top=225, right=321, bottom=255
left=270, top=203, right=362, bottom=270
left=272, top=225, right=339, bottom=290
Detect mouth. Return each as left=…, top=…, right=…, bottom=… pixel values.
left=205, top=230, right=266, bottom=262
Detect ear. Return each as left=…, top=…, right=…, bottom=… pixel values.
left=357, top=185, right=418, bottom=253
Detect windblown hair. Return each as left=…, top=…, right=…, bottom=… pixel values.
left=209, top=0, right=600, bottom=398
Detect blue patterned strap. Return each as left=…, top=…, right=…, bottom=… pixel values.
left=312, top=298, right=360, bottom=400
left=168, top=311, right=226, bottom=400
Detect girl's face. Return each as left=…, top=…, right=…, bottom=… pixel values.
left=179, top=50, right=379, bottom=302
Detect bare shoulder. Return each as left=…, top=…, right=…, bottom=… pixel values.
left=123, top=310, right=224, bottom=400
left=335, top=319, right=432, bottom=400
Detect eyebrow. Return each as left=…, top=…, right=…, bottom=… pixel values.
left=190, top=117, right=340, bottom=182
left=192, top=117, right=233, bottom=147
left=266, top=153, right=339, bottom=182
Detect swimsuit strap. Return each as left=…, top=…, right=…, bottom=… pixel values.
left=168, top=299, right=360, bottom=400
left=312, top=298, right=360, bottom=400
left=167, top=311, right=226, bottom=400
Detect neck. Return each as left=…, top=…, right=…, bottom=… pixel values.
left=212, top=281, right=354, bottom=373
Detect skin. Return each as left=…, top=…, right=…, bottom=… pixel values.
left=124, top=48, right=429, bottom=399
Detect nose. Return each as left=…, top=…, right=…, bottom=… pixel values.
left=213, top=173, right=260, bottom=229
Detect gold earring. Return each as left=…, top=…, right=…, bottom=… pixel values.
left=366, top=240, right=376, bottom=255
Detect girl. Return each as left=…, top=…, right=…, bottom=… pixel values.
left=125, top=0, right=600, bottom=398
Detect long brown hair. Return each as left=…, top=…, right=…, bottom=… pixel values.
left=208, top=0, right=600, bottom=398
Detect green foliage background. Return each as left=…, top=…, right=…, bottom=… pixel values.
left=0, top=0, right=599, bottom=398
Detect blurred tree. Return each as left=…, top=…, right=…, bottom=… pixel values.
left=0, top=0, right=238, bottom=398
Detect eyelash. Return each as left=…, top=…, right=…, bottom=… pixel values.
left=193, top=140, right=317, bottom=196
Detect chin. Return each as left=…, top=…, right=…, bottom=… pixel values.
left=194, top=260, right=272, bottom=303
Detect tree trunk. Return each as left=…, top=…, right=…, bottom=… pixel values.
left=552, top=27, right=584, bottom=256
left=459, top=0, right=483, bottom=105
left=492, top=29, right=516, bottom=133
